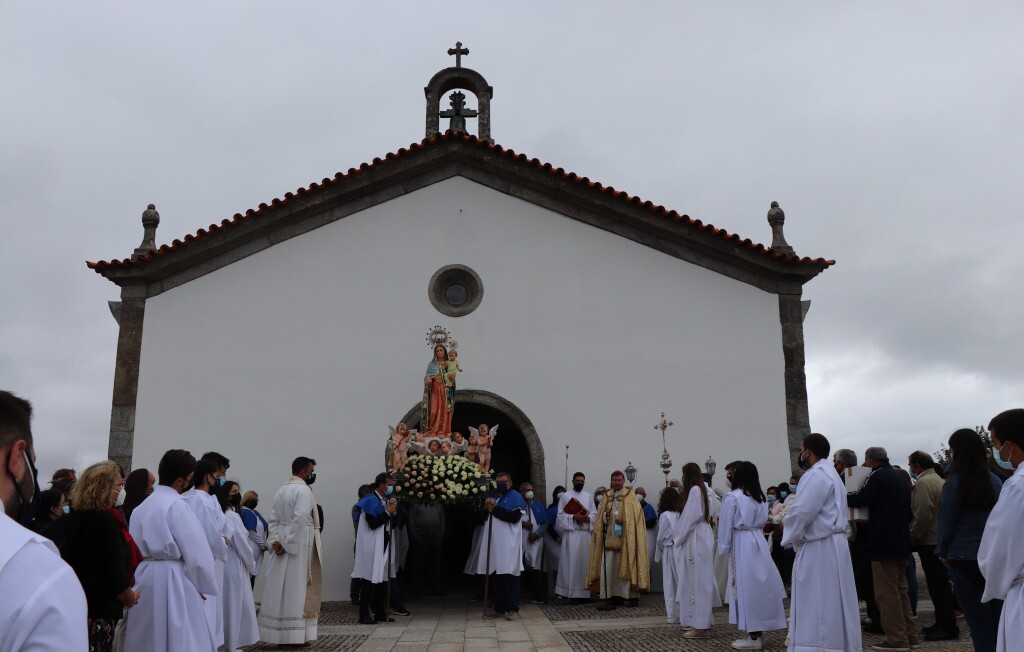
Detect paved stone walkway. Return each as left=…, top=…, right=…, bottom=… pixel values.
left=246, top=595, right=977, bottom=651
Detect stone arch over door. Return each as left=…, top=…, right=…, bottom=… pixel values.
left=400, top=388, right=545, bottom=500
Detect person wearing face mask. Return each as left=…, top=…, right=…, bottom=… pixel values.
left=201, top=451, right=231, bottom=486
left=59, top=460, right=139, bottom=651
left=123, top=449, right=218, bottom=652
left=543, top=486, right=565, bottom=593
left=781, top=433, right=862, bottom=652
left=556, top=472, right=597, bottom=602
left=259, top=456, right=323, bottom=642
left=476, top=472, right=525, bottom=619
left=979, top=409, right=1024, bottom=652
left=519, top=482, right=548, bottom=604
left=29, top=487, right=66, bottom=533
left=0, top=391, right=88, bottom=651
left=183, top=458, right=231, bottom=648
left=215, top=481, right=259, bottom=652
left=240, top=491, right=269, bottom=589
left=351, top=472, right=398, bottom=625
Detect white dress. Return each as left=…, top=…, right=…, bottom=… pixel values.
left=655, top=510, right=680, bottom=623
left=718, top=490, right=788, bottom=633
left=125, top=485, right=219, bottom=652
left=555, top=490, right=597, bottom=598
left=0, top=513, right=88, bottom=651
left=781, top=460, right=862, bottom=652
left=221, top=510, right=259, bottom=651
left=979, top=464, right=1024, bottom=652
left=674, top=486, right=722, bottom=630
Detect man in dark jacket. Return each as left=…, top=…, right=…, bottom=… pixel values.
left=848, top=447, right=920, bottom=651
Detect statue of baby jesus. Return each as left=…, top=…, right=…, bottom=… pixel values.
left=387, top=422, right=417, bottom=472
left=467, top=424, right=499, bottom=474
left=445, top=348, right=463, bottom=386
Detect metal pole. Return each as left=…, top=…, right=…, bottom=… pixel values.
left=564, top=445, right=569, bottom=489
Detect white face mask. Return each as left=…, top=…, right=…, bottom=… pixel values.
left=115, top=487, right=126, bottom=507
left=524, top=491, right=534, bottom=501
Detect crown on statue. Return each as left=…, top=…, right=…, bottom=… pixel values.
left=425, top=325, right=452, bottom=349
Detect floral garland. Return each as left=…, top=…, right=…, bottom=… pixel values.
left=393, top=453, right=496, bottom=505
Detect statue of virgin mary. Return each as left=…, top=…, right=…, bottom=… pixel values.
left=421, top=344, right=454, bottom=436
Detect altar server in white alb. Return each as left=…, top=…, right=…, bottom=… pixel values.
left=556, top=471, right=597, bottom=601
left=480, top=472, right=526, bottom=618
left=125, top=449, right=219, bottom=652
left=184, top=458, right=231, bottom=648
left=718, top=461, right=788, bottom=650
left=259, top=456, right=323, bottom=644
left=674, top=463, right=722, bottom=639
left=217, top=481, right=259, bottom=652
left=654, top=487, right=682, bottom=623
left=0, top=390, right=88, bottom=652
left=781, top=434, right=862, bottom=652
left=520, top=481, right=548, bottom=603
left=979, top=409, right=1024, bottom=652
left=352, top=472, right=398, bottom=624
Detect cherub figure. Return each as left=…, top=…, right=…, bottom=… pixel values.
left=440, top=440, right=453, bottom=455
left=467, top=423, right=499, bottom=474
left=449, top=431, right=468, bottom=456
left=466, top=433, right=479, bottom=464
left=427, top=439, right=442, bottom=456
left=387, top=422, right=417, bottom=472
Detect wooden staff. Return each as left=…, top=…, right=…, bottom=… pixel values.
left=482, top=498, right=495, bottom=620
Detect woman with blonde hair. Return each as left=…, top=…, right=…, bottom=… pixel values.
left=240, top=490, right=269, bottom=588
left=60, top=460, right=140, bottom=652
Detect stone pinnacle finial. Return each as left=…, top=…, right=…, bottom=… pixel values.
left=132, top=203, right=160, bottom=259
left=767, top=200, right=794, bottom=254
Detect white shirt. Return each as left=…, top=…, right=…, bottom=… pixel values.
left=0, top=512, right=88, bottom=652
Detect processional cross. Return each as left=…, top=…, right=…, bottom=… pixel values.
left=654, top=412, right=674, bottom=486
left=440, top=91, right=478, bottom=132
left=447, top=40, right=469, bottom=67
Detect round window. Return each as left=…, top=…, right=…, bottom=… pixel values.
left=428, top=265, right=483, bottom=317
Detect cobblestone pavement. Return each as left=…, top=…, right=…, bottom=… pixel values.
left=244, top=593, right=977, bottom=651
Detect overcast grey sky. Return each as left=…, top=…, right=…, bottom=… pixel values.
left=3, top=2, right=1023, bottom=482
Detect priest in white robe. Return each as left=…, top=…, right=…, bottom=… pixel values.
left=781, top=434, right=862, bottom=652
left=184, top=459, right=231, bottom=648
left=979, top=410, right=1024, bottom=652
left=352, top=472, right=398, bottom=624
left=125, top=449, right=219, bottom=652
left=218, top=482, right=259, bottom=652
left=258, top=456, right=323, bottom=645
left=673, top=465, right=722, bottom=638
left=718, top=461, right=788, bottom=649
left=556, top=472, right=597, bottom=600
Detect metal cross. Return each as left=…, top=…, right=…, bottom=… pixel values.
left=654, top=413, right=674, bottom=486
left=448, top=41, right=469, bottom=67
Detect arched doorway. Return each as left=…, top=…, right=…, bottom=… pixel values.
left=399, top=389, right=545, bottom=587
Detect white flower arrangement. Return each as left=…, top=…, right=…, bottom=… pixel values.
left=393, top=452, right=495, bottom=505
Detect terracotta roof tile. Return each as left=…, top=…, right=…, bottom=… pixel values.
left=87, top=132, right=835, bottom=272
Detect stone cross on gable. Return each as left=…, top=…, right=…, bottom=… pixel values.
left=439, top=91, right=478, bottom=132
left=447, top=41, right=469, bottom=68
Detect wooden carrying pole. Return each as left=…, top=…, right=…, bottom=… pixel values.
left=481, top=501, right=495, bottom=620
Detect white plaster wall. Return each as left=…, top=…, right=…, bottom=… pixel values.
left=133, top=176, right=791, bottom=600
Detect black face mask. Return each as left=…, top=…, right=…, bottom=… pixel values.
left=229, top=494, right=242, bottom=507
left=496, top=482, right=509, bottom=493
left=13, top=450, right=41, bottom=526
left=797, top=451, right=812, bottom=471
left=305, top=472, right=317, bottom=486
left=573, top=482, right=584, bottom=492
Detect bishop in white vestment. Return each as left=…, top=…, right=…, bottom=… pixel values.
left=258, top=471, right=323, bottom=644
left=125, top=484, right=219, bottom=652
left=555, top=475, right=597, bottom=599
left=781, top=456, right=862, bottom=652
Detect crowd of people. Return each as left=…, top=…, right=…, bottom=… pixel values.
left=2, top=386, right=1023, bottom=652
